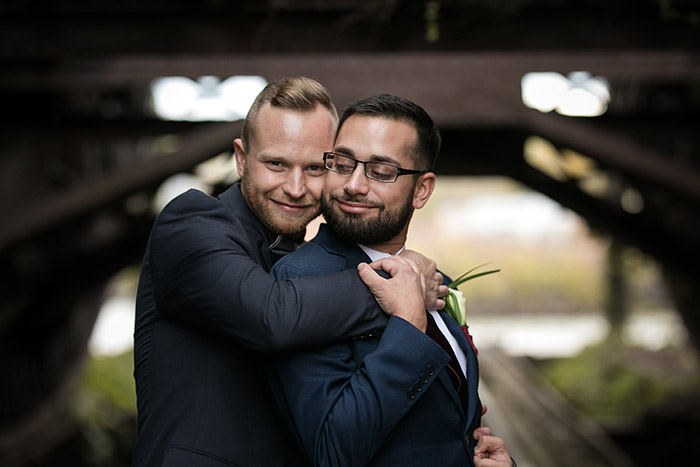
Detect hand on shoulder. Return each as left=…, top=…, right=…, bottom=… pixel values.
left=357, top=257, right=427, bottom=332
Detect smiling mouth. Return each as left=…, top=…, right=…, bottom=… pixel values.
left=336, top=199, right=377, bottom=214
left=328, top=193, right=379, bottom=212
left=273, top=200, right=310, bottom=214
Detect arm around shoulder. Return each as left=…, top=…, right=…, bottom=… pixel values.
left=147, top=191, right=386, bottom=351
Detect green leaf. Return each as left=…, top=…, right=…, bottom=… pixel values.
left=444, top=289, right=465, bottom=326
left=444, top=292, right=455, bottom=316
left=447, top=263, right=500, bottom=289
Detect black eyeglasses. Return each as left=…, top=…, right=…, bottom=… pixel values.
left=323, top=152, right=426, bottom=183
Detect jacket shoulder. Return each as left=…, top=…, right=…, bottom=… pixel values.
left=271, top=239, right=344, bottom=280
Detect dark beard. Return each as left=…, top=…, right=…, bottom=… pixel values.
left=322, top=192, right=414, bottom=246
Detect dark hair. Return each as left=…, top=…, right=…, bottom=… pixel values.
left=337, top=94, right=440, bottom=171
left=241, top=76, right=338, bottom=152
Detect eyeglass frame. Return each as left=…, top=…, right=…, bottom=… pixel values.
left=323, top=152, right=427, bottom=183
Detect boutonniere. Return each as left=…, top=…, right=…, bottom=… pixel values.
left=444, top=264, right=500, bottom=356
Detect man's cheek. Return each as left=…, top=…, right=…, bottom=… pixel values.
left=308, top=178, right=325, bottom=201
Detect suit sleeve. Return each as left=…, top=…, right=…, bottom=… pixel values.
left=145, top=190, right=386, bottom=352
left=269, top=316, right=450, bottom=467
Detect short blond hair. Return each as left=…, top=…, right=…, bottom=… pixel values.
left=241, top=76, right=337, bottom=152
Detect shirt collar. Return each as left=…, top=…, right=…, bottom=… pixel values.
left=358, top=244, right=406, bottom=262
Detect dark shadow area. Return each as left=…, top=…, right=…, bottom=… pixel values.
left=2, top=1, right=699, bottom=465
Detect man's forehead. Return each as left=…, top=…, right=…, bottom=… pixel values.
left=335, top=116, right=416, bottom=165
left=251, top=103, right=333, bottom=143
left=337, top=115, right=416, bottom=140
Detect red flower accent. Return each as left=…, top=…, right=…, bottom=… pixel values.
left=461, top=325, right=479, bottom=356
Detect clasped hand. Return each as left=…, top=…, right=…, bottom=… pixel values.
left=357, top=250, right=448, bottom=333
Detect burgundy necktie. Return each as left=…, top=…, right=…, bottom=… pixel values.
left=425, top=312, right=469, bottom=413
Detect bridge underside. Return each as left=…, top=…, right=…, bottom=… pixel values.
left=1, top=1, right=699, bottom=464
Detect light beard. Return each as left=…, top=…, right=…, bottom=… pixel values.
left=322, top=191, right=414, bottom=246
left=241, top=177, right=319, bottom=236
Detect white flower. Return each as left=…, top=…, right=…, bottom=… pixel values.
left=445, top=288, right=467, bottom=327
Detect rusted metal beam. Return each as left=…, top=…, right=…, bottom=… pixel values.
left=3, top=51, right=698, bottom=128
left=0, top=122, right=240, bottom=250
left=524, top=111, right=700, bottom=201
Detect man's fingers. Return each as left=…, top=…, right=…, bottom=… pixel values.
left=402, top=257, right=421, bottom=276
left=358, top=261, right=427, bottom=331
left=398, top=250, right=436, bottom=274
left=357, top=262, right=383, bottom=288
left=433, top=282, right=449, bottom=310
left=473, top=427, right=511, bottom=466
left=368, top=256, right=408, bottom=274
left=434, top=271, right=445, bottom=285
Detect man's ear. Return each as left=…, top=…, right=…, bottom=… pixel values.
left=233, top=138, right=246, bottom=179
left=412, top=172, right=436, bottom=210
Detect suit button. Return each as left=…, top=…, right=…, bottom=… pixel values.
left=420, top=372, right=429, bottom=383
left=426, top=364, right=435, bottom=376
left=407, top=389, right=416, bottom=400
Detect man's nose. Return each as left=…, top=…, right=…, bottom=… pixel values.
left=343, top=164, right=369, bottom=196
left=283, top=170, right=307, bottom=199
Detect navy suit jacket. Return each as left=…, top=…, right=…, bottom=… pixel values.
left=133, top=184, right=388, bottom=466
left=268, top=224, right=482, bottom=467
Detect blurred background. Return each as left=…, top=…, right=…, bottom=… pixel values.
left=1, top=1, right=699, bottom=466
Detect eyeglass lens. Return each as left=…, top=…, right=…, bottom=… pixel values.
left=326, top=153, right=398, bottom=182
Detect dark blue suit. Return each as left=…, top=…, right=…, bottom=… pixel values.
left=268, top=224, right=482, bottom=467
left=133, top=184, right=388, bottom=466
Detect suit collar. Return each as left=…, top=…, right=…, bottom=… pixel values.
left=312, top=224, right=371, bottom=269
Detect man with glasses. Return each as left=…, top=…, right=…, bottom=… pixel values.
left=132, top=79, right=445, bottom=467
left=267, top=94, right=514, bottom=467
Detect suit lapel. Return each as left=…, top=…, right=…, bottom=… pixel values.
left=434, top=361, right=465, bottom=418
left=437, top=311, right=480, bottom=428
left=342, top=246, right=372, bottom=270
left=313, top=225, right=372, bottom=269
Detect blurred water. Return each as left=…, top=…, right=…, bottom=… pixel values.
left=89, top=290, right=686, bottom=360
left=469, top=309, right=687, bottom=358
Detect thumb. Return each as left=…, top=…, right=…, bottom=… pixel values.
left=358, top=262, right=383, bottom=289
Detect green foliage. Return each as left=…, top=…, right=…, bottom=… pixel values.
left=536, top=340, right=700, bottom=424
left=81, top=351, right=137, bottom=413
left=71, top=351, right=137, bottom=466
